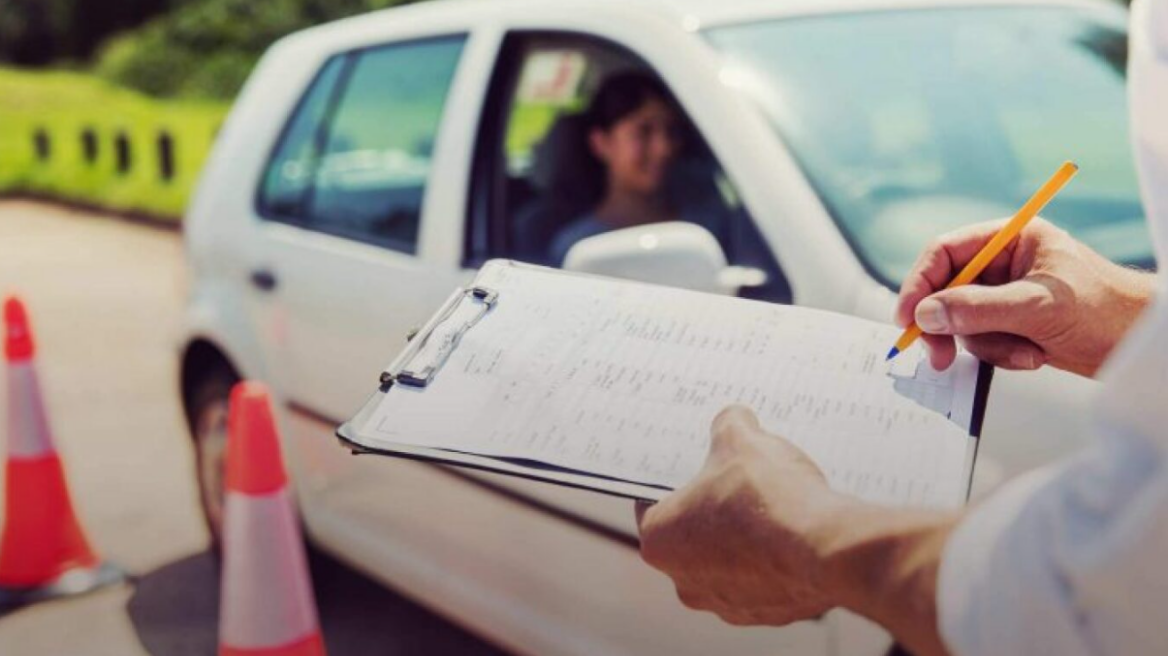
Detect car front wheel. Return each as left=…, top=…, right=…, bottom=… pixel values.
left=187, top=368, right=237, bottom=555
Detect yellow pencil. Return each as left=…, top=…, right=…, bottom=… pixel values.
left=886, top=160, right=1079, bottom=361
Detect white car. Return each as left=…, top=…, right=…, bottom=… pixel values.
left=179, top=0, right=1152, bottom=653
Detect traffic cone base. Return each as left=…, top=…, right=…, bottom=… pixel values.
left=0, top=455, right=97, bottom=586
left=219, top=633, right=326, bottom=656
left=0, top=561, right=125, bottom=609
left=219, top=489, right=321, bottom=654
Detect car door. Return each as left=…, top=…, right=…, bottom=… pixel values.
left=246, top=35, right=472, bottom=495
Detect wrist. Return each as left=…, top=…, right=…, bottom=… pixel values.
left=1088, top=259, right=1158, bottom=376
left=1109, top=263, right=1157, bottom=317
left=812, top=499, right=959, bottom=656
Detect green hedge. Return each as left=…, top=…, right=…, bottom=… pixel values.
left=0, top=66, right=229, bottom=220
left=94, top=0, right=418, bottom=101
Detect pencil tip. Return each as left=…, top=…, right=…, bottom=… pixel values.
left=885, top=347, right=900, bottom=361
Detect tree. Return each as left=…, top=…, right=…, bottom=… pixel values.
left=94, top=0, right=417, bottom=99
left=0, top=0, right=175, bottom=65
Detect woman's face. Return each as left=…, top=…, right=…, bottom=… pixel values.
left=589, top=97, right=681, bottom=196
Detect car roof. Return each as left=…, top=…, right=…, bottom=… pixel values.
left=287, top=0, right=1123, bottom=52
left=387, top=0, right=1116, bottom=27
left=655, top=0, right=1123, bottom=28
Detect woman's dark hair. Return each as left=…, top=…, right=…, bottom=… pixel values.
left=585, top=71, right=676, bottom=132
left=565, top=71, right=682, bottom=207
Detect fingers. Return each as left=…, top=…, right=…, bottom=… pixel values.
left=672, top=583, right=827, bottom=627
left=636, top=497, right=674, bottom=570
left=959, top=334, right=1046, bottom=370
left=708, top=405, right=760, bottom=463
left=919, top=329, right=1047, bottom=371
left=896, top=221, right=1014, bottom=328
left=634, top=499, right=654, bottom=530
left=920, top=333, right=958, bottom=370
left=712, top=405, right=760, bottom=434
left=638, top=405, right=762, bottom=549
left=917, top=279, right=1051, bottom=338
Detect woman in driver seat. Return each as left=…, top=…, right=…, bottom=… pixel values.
left=550, top=72, right=688, bottom=265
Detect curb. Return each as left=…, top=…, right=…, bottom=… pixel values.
left=0, top=192, right=182, bottom=234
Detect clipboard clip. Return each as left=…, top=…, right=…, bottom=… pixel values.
left=380, top=286, right=498, bottom=389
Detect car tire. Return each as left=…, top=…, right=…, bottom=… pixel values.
left=187, top=366, right=237, bottom=557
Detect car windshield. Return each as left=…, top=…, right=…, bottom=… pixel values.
left=706, top=7, right=1154, bottom=286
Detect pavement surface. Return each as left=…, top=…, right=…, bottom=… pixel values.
left=0, top=200, right=505, bottom=656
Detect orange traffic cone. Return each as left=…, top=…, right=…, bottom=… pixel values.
left=0, top=296, right=124, bottom=608
left=219, top=381, right=325, bottom=656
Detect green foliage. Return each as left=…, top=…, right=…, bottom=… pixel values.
left=0, top=66, right=229, bottom=219
left=95, top=0, right=418, bottom=100
left=0, top=0, right=174, bottom=65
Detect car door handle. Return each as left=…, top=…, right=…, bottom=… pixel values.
left=250, top=268, right=278, bottom=292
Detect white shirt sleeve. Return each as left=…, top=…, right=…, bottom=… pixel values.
left=937, top=433, right=1168, bottom=655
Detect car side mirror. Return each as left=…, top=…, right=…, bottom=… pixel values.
left=561, top=222, right=767, bottom=295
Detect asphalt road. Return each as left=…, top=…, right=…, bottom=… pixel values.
left=0, top=200, right=505, bottom=656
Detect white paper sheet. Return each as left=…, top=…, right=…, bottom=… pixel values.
left=356, top=261, right=982, bottom=508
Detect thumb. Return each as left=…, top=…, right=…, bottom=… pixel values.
left=915, top=280, right=1051, bottom=338
left=708, top=405, right=760, bottom=463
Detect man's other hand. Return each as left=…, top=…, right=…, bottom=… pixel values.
left=635, top=405, right=845, bottom=626
left=635, top=406, right=960, bottom=656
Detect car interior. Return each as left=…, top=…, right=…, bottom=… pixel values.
left=464, top=33, right=792, bottom=303
left=486, top=37, right=737, bottom=266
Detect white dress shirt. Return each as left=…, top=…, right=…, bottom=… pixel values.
left=937, top=0, right=1168, bottom=653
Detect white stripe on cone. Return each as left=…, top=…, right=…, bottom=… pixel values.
left=219, top=488, right=321, bottom=650
left=6, top=362, right=56, bottom=459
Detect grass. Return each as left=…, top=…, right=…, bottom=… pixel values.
left=0, top=66, right=230, bottom=221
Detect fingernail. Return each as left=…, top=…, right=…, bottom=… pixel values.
left=1011, top=351, right=1039, bottom=369
left=915, top=299, right=949, bottom=333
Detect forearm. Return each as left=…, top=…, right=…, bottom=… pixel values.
left=810, top=499, right=961, bottom=656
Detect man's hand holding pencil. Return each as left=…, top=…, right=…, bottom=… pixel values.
left=895, top=217, right=1156, bottom=378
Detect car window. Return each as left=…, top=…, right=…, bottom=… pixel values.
left=468, top=33, right=791, bottom=303
left=708, top=8, right=1152, bottom=285
left=500, top=43, right=619, bottom=263
left=504, top=49, right=589, bottom=178
left=258, top=56, right=347, bottom=219
left=258, top=36, right=466, bottom=254
left=310, top=37, right=465, bottom=252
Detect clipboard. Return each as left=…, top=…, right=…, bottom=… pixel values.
left=336, top=272, right=676, bottom=501
left=336, top=260, right=994, bottom=504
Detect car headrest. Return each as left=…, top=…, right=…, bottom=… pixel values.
left=528, top=112, right=602, bottom=209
